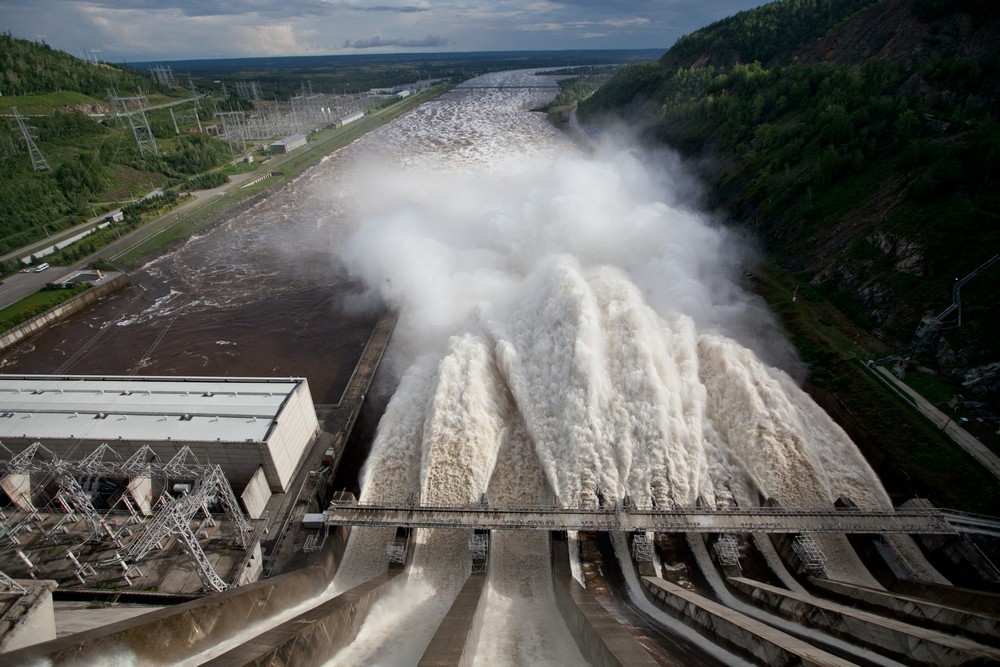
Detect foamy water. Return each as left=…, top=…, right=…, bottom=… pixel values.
left=325, top=69, right=893, bottom=665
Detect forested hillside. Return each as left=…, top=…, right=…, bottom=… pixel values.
left=0, top=35, right=229, bottom=264
left=580, top=0, right=999, bottom=372
left=0, top=32, right=152, bottom=98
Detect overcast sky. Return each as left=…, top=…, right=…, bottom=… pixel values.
left=2, top=0, right=773, bottom=62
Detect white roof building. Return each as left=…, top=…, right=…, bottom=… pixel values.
left=0, top=375, right=319, bottom=493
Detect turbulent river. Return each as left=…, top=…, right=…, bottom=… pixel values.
left=9, top=69, right=901, bottom=665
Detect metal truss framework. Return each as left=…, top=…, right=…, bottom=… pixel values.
left=0, top=443, right=252, bottom=592
left=10, top=107, right=51, bottom=172
left=631, top=533, right=654, bottom=562
left=321, top=500, right=992, bottom=536
left=108, top=89, right=159, bottom=155
left=714, top=534, right=742, bottom=569
left=469, top=533, right=488, bottom=573
left=792, top=534, right=827, bottom=577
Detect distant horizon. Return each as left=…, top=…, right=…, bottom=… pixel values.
left=122, top=48, right=668, bottom=69
left=2, top=0, right=773, bottom=63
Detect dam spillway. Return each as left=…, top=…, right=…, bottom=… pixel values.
left=4, top=68, right=1000, bottom=666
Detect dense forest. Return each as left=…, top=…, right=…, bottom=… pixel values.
left=580, top=0, right=999, bottom=369
left=0, top=35, right=231, bottom=261
left=0, top=32, right=154, bottom=97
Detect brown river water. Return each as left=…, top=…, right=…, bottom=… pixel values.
left=0, top=147, right=379, bottom=406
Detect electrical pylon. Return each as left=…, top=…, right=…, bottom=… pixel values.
left=10, top=107, right=51, bottom=172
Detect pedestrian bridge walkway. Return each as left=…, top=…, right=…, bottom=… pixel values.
left=321, top=501, right=989, bottom=535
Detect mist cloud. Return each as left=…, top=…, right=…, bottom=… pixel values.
left=340, top=133, right=799, bottom=379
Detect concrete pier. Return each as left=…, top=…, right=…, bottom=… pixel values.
left=552, top=540, right=658, bottom=667
left=729, top=576, right=1000, bottom=666
left=418, top=573, right=487, bottom=666
left=891, top=578, right=1000, bottom=615
left=812, top=577, right=1000, bottom=645
left=0, top=579, right=57, bottom=653
left=203, top=573, right=398, bottom=666
left=642, top=576, right=855, bottom=666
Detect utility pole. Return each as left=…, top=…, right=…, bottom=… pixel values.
left=11, top=107, right=51, bottom=172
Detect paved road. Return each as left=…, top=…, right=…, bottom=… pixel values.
left=0, top=267, right=63, bottom=309
left=875, top=366, right=1000, bottom=480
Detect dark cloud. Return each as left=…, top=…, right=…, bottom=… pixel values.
left=343, top=35, right=449, bottom=49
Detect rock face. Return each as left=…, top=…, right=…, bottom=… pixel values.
left=963, top=363, right=1000, bottom=397
left=868, top=231, right=925, bottom=276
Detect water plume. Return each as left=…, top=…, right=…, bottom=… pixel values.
left=328, top=70, right=892, bottom=663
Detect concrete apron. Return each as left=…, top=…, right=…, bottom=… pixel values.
left=203, top=573, right=400, bottom=666
left=3, top=526, right=351, bottom=666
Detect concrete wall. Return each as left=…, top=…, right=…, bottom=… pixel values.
left=0, top=580, right=57, bottom=653
left=264, top=378, right=319, bottom=492
left=729, top=576, right=1000, bottom=666
left=417, top=573, right=486, bottom=667
left=891, top=579, right=1000, bottom=616
left=203, top=574, right=396, bottom=666
left=551, top=539, right=658, bottom=667
left=642, top=576, right=852, bottom=666
left=240, top=467, right=271, bottom=519
left=126, top=476, right=152, bottom=515
left=0, top=274, right=129, bottom=352
left=812, top=578, right=1000, bottom=645
left=2, top=527, right=351, bottom=665
left=0, top=473, right=33, bottom=511
left=235, top=543, right=264, bottom=587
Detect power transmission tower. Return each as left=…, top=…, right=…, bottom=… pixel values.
left=10, top=107, right=51, bottom=172
left=110, top=90, right=159, bottom=155
left=106, top=88, right=127, bottom=128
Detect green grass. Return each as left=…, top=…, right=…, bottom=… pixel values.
left=0, top=91, right=105, bottom=114
left=903, top=369, right=957, bottom=409
left=0, top=284, right=91, bottom=333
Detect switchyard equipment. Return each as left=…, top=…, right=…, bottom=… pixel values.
left=0, top=442, right=255, bottom=592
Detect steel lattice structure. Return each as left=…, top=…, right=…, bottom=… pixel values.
left=0, top=443, right=252, bottom=592
left=10, top=108, right=50, bottom=172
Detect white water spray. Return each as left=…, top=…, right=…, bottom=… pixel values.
left=326, top=70, right=892, bottom=664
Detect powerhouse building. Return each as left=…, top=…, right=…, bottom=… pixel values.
left=0, top=375, right=319, bottom=494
